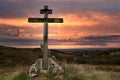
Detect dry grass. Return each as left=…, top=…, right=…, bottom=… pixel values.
left=65, top=64, right=120, bottom=80
left=0, top=46, right=120, bottom=80
left=1, top=64, right=120, bottom=80
left=0, top=66, right=29, bottom=80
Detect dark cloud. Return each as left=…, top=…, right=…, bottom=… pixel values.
left=0, top=24, right=44, bottom=38
left=56, top=24, right=120, bottom=36
left=0, top=0, right=43, bottom=18
left=0, top=0, right=120, bottom=18
left=0, top=24, right=20, bottom=37
left=0, top=38, right=42, bottom=47
left=0, top=24, right=43, bottom=47
left=78, top=35, right=120, bottom=46
left=0, top=33, right=120, bottom=47
left=0, top=1, right=27, bottom=18
left=50, top=35, right=120, bottom=46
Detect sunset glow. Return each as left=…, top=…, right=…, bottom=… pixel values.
left=0, top=0, right=120, bottom=48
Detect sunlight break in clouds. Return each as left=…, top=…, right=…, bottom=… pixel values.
left=0, top=0, right=120, bottom=48
left=0, top=11, right=120, bottom=40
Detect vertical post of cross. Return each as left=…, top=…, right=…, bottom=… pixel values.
left=43, top=5, right=49, bottom=70
left=40, top=5, right=52, bottom=70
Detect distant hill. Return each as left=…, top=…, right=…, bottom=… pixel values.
left=0, top=46, right=120, bottom=68
left=0, top=46, right=68, bottom=67
left=0, top=46, right=42, bottom=67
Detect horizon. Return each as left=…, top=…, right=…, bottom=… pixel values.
left=1, top=44, right=120, bottom=49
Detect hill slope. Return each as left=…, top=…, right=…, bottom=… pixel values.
left=0, top=46, right=120, bottom=67
left=0, top=46, right=42, bottom=67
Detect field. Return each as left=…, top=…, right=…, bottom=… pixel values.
left=0, top=46, right=120, bottom=80
left=1, top=64, right=120, bottom=80
left=66, top=64, right=120, bottom=80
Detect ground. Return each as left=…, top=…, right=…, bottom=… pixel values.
left=1, top=64, right=120, bottom=80
left=0, top=46, right=120, bottom=80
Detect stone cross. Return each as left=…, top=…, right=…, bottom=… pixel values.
left=28, top=5, right=63, bottom=70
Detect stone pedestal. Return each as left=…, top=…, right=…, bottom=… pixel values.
left=40, top=70, right=48, bottom=74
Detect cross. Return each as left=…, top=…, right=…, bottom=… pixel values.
left=28, top=5, right=63, bottom=70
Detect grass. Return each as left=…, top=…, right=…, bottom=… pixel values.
left=47, top=74, right=76, bottom=80
left=65, top=64, right=120, bottom=80
left=12, top=73, right=73, bottom=80
left=0, top=46, right=120, bottom=68
left=1, top=64, right=120, bottom=80
left=86, top=77, right=96, bottom=80
left=0, top=46, right=120, bottom=80
left=1, top=71, right=20, bottom=80
left=13, top=73, right=28, bottom=80
left=0, top=66, right=30, bottom=80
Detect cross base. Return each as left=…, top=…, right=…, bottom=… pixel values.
left=29, top=58, right=64, bottom=77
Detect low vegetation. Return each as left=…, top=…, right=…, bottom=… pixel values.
left=0, top=46, right=120, bottom=68
left=0, top=46, right=120, bottom=80
left=65, top=64, right=120, bottom=80
left=0, top=46, right=42, bottom=67
left=2, top=64, right=119, bottom=80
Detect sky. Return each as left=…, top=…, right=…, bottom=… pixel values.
left=0, top=0, right=120, bottom=49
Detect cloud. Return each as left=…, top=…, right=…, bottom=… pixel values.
left=78, top=35, right=120, bottom=46
left=0, top=24, right=44, bottom=39
left=0, top=24, right=20, bottom=37
left=0, top=38, right=42, bottom=47
left=0, top=10, right=120, bottom=40
left=0, top=0, right=41, bottom=18
left=0, top=0, right=120, bottom=48
left=0, top=0, right=120, bottom=18
left=49, top=11, right=120, bottom=38
left=0, top=34, right=119, bottom=48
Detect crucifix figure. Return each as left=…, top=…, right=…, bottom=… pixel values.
left=28, top=5, right=63, bottom=70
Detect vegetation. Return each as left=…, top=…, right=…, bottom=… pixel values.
left=13, top=73, right=28, bottom=80
left=1, top=64, right=120, bottom=80
left=0, top=46, right=120, bottom=68
left=0, top=46, right=42, bottom=67
left=0, top=46, right=120, bottom=80
left=65, top=64, right=120, bottom=80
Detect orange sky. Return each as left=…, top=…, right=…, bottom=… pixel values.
left=0, top=0, right=120, bottom=48
left=0, top=11, right=120, bottom=40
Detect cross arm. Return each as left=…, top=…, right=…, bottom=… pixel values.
left=28, top=18, right=44, bottom=23
left=28, top=18, right=63, bottom=23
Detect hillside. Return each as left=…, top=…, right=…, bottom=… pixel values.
left=0, top=46, right=68, bottom=67
left=0, top=46, right=41, bottom=67
left=0, top=46, right=120, bottom=80
left=0, top=46, right=120, bottom=68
